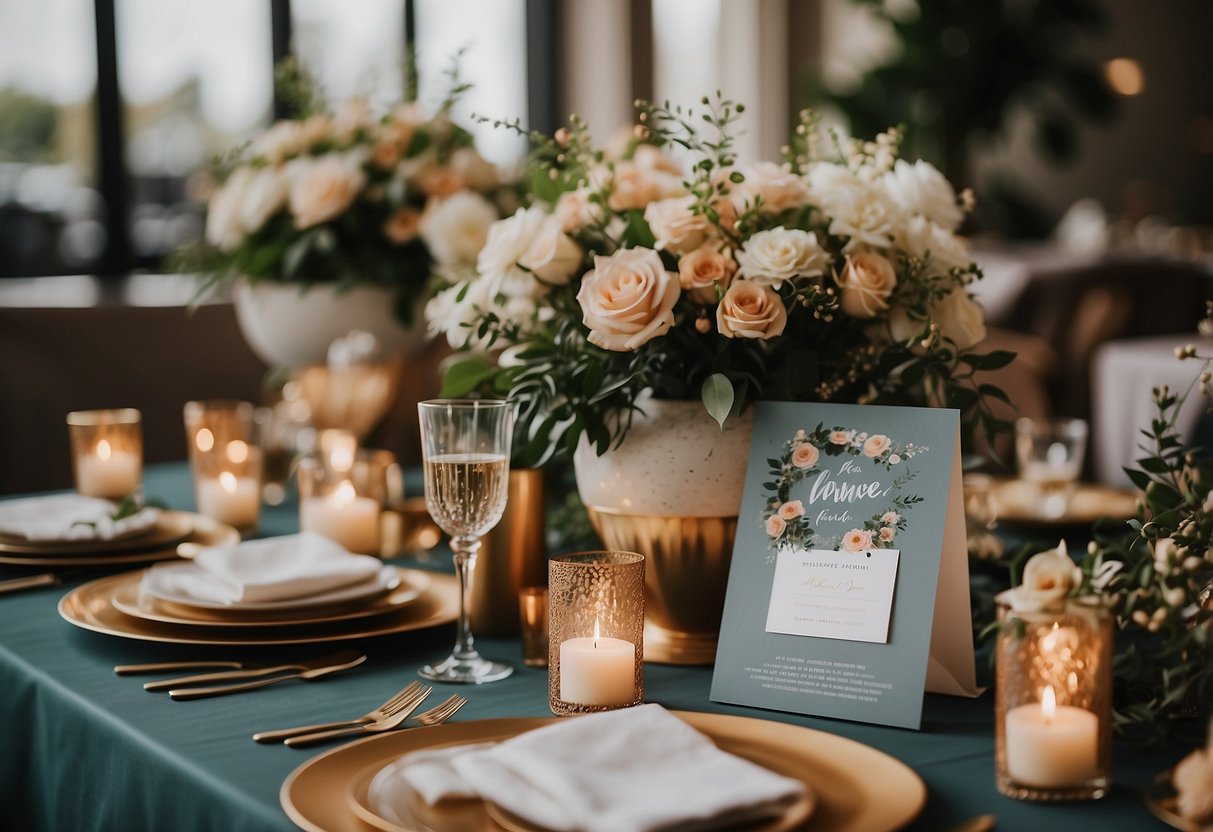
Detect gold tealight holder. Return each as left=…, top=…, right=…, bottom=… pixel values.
left=297, top=452, right=383, bottom=556
left=184, top=400, right=261, bottom=531
left=66, top=408, right=143, bottom=499
left=548, top=552, right=644, bottom=716
left=995, top=599, right=1113, bottom=801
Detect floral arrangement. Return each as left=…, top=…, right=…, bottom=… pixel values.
left=428, top=96, right=1010, bottom=465
left=759, top=424, right=925, bottom=557
left=190, top=64, right=514, bottom=323
left=1072, top=343, right=1213, bottom=743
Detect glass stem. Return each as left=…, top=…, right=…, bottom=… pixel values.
left=451, top=535, right=481, bottom=661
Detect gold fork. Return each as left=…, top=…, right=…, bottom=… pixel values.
left=285, top=694, right=467, bottom=748
left=252, top=682, right=429, bottom=743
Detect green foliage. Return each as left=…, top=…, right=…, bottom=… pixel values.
left=0, top=88, right=58, bottom=162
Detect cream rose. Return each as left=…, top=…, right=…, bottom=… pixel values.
left=1175, top=747, right=1213, bottom=823
left=1000, top=541, right=1080, bottom=612
left=554, top=189, right=601, bottom=233
left=449, top=147, right=499, bottom=191
left=766, top=515, right=787, bottom=538
left=842, top=529, right=874, bottom=553
left=287, top=153, right=365, bottom=229
left=205, top=167, right=252, bottom=252
left=791, top=443, right=820, bottom=469
left=829, top=430, right=852, bottom=445
left=778, top=500, right=805, bottom=520
left=577, top=248, right=680, bottom=351
left=862, top=434, right=891, bottom=458
left=592, top=160, right=685, bottom=211
left=419, top=192, right=499, bottom=266
left=729, top=161, right=810, bottom=215
left=735, top=227, right=828, bottom=289
left=678, top=242, right=736, bottom=303
left=644, top=195, right=712, bottom=255
left=894, top=215, right=972, bottom=277
left=837, top=252, right=898, bottom=318
left=478, top=207, right=582, bottom=292
left=883, top=159, right=963, bottom=231
left=716, top=280, right=787, bottom=340
left=415, top=165, right=465, bottom=198
left=250, top=120, right=306, bottom=165
left=933, top=289, right=987, bottom=350
left=879, top=527, right=896, bottom=542
left=332, top=98, right=372, bottom=145
left=383, top=208, right=421, bottom=245
left=881, top=511, right=901, bottom=525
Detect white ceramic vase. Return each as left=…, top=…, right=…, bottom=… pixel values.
left=232, top=281, right=429, bottom=368
left=573, top=397, right=754, bottom=664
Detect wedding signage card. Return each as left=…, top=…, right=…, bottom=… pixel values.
left=710, top=401, right=977, bottom=730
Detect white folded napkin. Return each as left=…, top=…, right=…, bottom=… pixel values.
left=141, top=532, right=382, bottom=604
left=372, top=704, right=807, bottom=832
left=0, top=494, right=159, bottom=541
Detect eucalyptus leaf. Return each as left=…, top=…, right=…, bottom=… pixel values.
left=701, top=373, right=735, bottom=430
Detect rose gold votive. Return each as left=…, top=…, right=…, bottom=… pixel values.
left=548, top=551, right=644, bottom=716
left=67, top=409, right=143, bottom=499
left=184, top=400, right=261, bottom=531
left=519, top=587, right=549, bottom=668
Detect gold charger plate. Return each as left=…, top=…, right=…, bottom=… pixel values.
left=0, top=510, right=195, bottom=556
left=1147, top=769, right=1212, bottom=832
left=281, top=711, right=924, bottom=832
left=59, top=569, right=457, bottom=646
left=987, top=478, right=1138, bottom=526
left=110, top=568, right=432, bottom=629
left=0, top=512, right=233, bottom=567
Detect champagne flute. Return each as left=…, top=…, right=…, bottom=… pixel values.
left=417, top=399, right=515, bottom=684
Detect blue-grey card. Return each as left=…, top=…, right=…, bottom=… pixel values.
left=710, top=401, right=977, bottom=730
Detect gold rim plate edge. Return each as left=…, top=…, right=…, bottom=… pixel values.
left=281, top=712, right=924, bottom=832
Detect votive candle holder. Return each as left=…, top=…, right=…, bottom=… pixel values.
left=548, top=551, right=644, bottom=716
left=184, top=400, right=261, bottom=531
left=297, top=453, right=383, bottom=555
left=67, top=408, right=143, bottom=500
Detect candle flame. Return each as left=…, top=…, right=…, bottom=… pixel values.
left=226, top=440, right=249, bottom=464
left=96, top=439, right=112, bottom=461
left=1041, top=685, right=1057, bottom=723
left=332, top=480, right=356, bottom=506
left=219, top=471, right=238, bottom=493
left=592, top=618, right=602, bottom=647
left=195, top=428, right=214, bottom=453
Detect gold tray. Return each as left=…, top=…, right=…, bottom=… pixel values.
left=111, top=568, right=431, bottom=629
left=987, top=478, right=1138, bottom=526
left=1147, top=768, right=1213, bottom=832
left=59, top=569, right=457, bottom=646
left=0, top=513, right=234, bottom=567
left=281, top=711, right=925, bottom=832
left=0, top=510, right=195, bottom=556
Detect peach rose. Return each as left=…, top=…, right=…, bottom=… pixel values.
left=791, top=444, right=819, bottom=469
left=878, top=527, right=896, bottom=542
left=881, top=511, right=901, bottom=525
left=554, top=189, right=601, bottom=233
left=372, top=140, right=402, bottom=171
left=415, top=165, right=466, bottom=198
left=716, top=280, right=787, bottom=340
left=829, top=430, right=852, bottom=445
left=837, top=252, right=898, bottom=318
left=766, top=514, right=787, bottom=538
left=862, top=434, right=891, bottom=458
left=678, top=243, right=736, bottom=303
left=644, top=195, right=712, bottom=255
left=592, top=160, right=684, bottom=211
left=841, top=529, right=874, bottom=553
left=728, top=161, right=810, bottom=215
left=287, top=153, right=365, bottom=229
left=576, top=248, right=680, bottom=351
left=999, top=541, right=1081, bottom=612
left=778, top=500, right=805, bottom=520
left=250, top=120, right=306, bottom=165
left=383, top=208, right=422, bottom=244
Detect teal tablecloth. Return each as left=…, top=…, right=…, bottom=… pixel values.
left=0, top=463, right=1182, bottom=831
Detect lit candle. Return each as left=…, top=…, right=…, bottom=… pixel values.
left=1005, top=686, right=1099, bottom=787
left=196, top=470, right=260, bottom=530
left=559, top=620, right=636, bottom=706
left=76, top=439, right=141, bottom=499
left=300, top=480, right=380, bottom=554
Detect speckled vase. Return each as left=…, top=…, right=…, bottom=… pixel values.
left=573, top=397, right=753, bottom=665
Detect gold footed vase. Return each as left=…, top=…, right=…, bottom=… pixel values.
left=584, top=508, right=739, bottom=665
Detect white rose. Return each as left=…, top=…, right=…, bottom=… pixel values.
left=287, top=153, right=366, bottom=229
left=836, top=251, right=898, bottom=318
left=735, top=227, right=828, bottom=289
left=644, top=195, right=712, bottom=255
left=205, top=167, right=253, bottom=252
left=419, top=192, right=499, bottom=266
left=895, top=215, right=973, bottom=277
left=237, top=166, right=287, bottom=236
left=884, top=159, right=963, bottom=231
left=577, top=248, right=679, bottom=351
left=1175, top=747, right=1213, bottom=823
left=716, top=280, right=787, bottom=340
left=729, top=161, right=810, bottom=215
left=933, top=289, right=987, bottom=350
left=332, top=98, right=373, bottom=145
left=250, top=120, right=306, bottom=165
left=477, top=207, right=582, bottom=294
left=807, top=162, right=899, bottom=249
left=424, top=278, right=500, bottom=349
left=449, top=147, right=499, bottom=191
left=1000, top=542, right=1081, bottom=612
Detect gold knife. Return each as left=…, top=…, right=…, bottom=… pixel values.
left=168, top=653, right=367, bottom=700
left=143, top=650, right=364, bottom=691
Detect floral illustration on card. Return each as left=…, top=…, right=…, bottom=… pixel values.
left=760, top=424, right=926, bottom=559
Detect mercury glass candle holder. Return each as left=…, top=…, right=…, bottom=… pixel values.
left=548, top=552, right=644, bottom=716
left=995, top=598, right=1113, bottom=801
left=297, top=454, right=383, bottom=555
left=183, top=400, right=261, bottom=531
left=66, top=409, right=143, bottom=500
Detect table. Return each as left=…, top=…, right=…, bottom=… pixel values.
left=0, top=463, right=1184, bottom=831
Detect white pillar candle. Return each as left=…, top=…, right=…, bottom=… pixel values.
left=1005, top=686, right=1099, bottom=787
left=300, top=480, right=380, bottom=554
left=76, top=439, right=140, bottom=499
left=196, top=471, right=260, bottom=529
left=559, top=621, right=636, bottom=706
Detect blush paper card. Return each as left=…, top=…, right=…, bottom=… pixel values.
left=710, top=401, right=978, bottom=730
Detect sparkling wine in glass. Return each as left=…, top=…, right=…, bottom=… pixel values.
left=417, top=399, right=515, bottom=684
